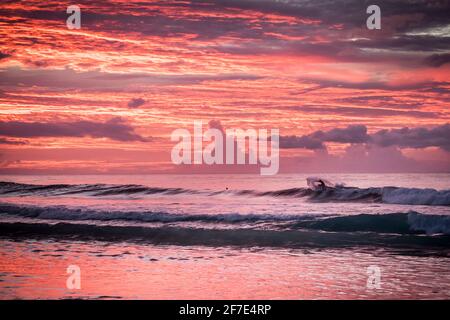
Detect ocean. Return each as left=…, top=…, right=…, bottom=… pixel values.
left=0, top=173, right=449, bottom=299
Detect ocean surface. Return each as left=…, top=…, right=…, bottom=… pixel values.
left=0, top=173, right=449, bottom=299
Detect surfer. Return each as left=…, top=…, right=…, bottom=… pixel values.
left=317, top=179, right=326, bottom=192
left=306, top=177, right=334, bottom=192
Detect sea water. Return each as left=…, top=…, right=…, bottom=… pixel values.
left=0, top=173, right=449, bottom=299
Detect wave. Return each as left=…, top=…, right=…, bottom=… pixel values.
left=1, top=181, right=449, bottom=206
left=0, top=181, right=195, bottom=197
left=1, top=221, right=449, bottom=250
left=291, top=212, right=450, bottom=235
left=1, top=203, right=449, bottom=235
left=0, top=203, right=308, bottom=224
left=259, top=186, right=450, bottom=206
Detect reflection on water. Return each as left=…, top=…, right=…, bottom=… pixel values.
left=1, top=239, right=449, bottom=299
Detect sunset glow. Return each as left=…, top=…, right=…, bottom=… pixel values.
left=0, top=0, right=449, bottom=173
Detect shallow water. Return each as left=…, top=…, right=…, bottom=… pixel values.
left=1, top=239, right=449, bottom=299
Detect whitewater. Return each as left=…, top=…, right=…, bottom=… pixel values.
left=0, top=174, right=449, bottom=248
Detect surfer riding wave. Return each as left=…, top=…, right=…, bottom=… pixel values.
left=306, top=177, right=339, bottom=192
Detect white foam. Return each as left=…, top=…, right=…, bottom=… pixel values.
left=382, top=187, right=450, bottom=206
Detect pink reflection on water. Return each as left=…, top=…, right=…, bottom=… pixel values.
left=1, top=240, right=449, bottom=299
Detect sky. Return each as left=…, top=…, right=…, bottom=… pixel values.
left=0, top=0, right=449, bottom=174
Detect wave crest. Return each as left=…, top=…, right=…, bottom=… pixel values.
left=1, top=181, right=449, bottom=206
left=1, top=203, right=450, bottom=235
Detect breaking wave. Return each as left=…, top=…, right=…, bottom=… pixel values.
left=1, top=181, right=449, bottom=206
left=1, top=203, right=449, bottom=235
left=1, top=220, right=449, bottom=249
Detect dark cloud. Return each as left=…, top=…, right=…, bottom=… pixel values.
left=128, top=98, right=145, bottom=108
left=280, top=123, right=450, bottom=152
left=311, top=125, right=369, bottom=143
left=0, top=117, right=148, bottom=142
left=280, top=125, right=369, bottom=149
left=424, top=53, right=450, bottom=67
left=0, top=52, right=11, bottom=60
left=1, top=1, right=448, bottom=69
left=3, top=0, right=448, bottom=32
left=196, top=1, right=450, bottom=62
left=371, top=124, right=450, bottom=151
left=208, top=0, right=449, bottom=31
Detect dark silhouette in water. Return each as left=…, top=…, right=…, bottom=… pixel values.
left=317, top=179, right=326, bottom=191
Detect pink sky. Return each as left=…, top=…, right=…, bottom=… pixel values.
left=0, top=0, right=449, bottom=173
